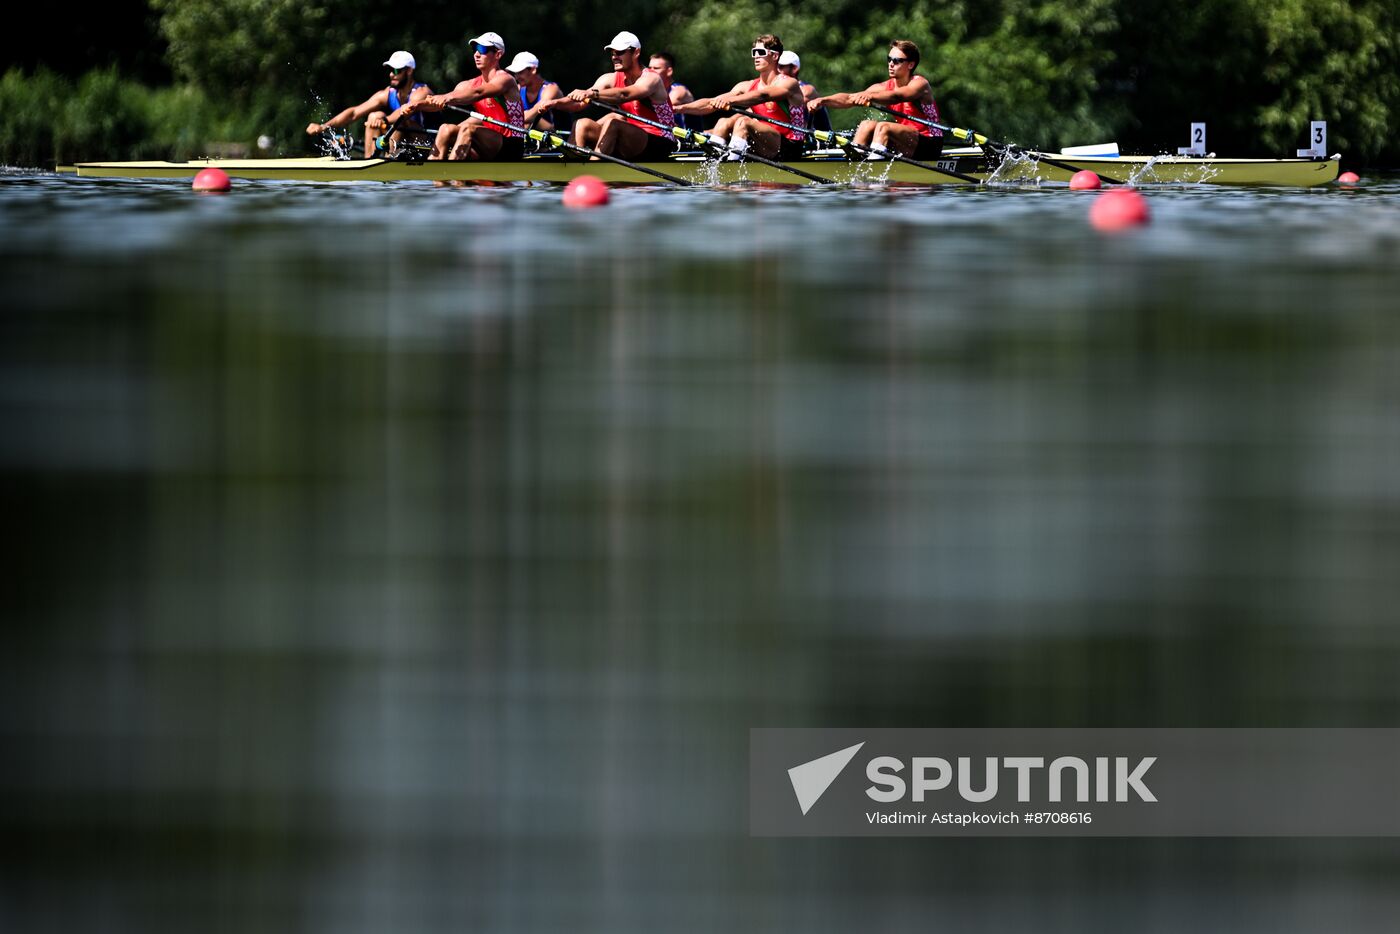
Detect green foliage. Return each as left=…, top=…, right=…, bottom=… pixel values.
left=7, top=1, right=1400, bottom=164
left=0, top=68, right=63, bottom=167
left=1248, top=0, right=1400, bottom=158
left=0, top=67, right=324, bottom=165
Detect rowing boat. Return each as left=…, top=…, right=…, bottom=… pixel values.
left=56, top=147, right=1341, bottom=187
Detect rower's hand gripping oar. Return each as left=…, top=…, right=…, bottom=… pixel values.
left=586, top=100, right=833, bottom=185
left=372, top=115, right=436, bottom=158
left=720, top=104, right=981, bottom=184
left=860, top=103, right=1123, bottom=185
left=437, top=106, right=693, bottom=186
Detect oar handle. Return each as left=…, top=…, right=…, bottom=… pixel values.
left=590, top=100, right=832, bottom=184
left=723, top=105, right=980, bottom=184
left=862, top=102, right=988, bottom=146
left=464, top=111, right=693, bottom=186
left=586, top=99, right=713, bottom=150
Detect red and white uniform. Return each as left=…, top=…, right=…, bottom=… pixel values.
left=617, top=71, right=674, bottom=137
left=747, top=78, right=806, bottom=142
left=468, top=75, right=525, bottom=136
left=885, top=79, right=943, bottom=137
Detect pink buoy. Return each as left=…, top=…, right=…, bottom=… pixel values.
left=192, top=167, right=231, bottom=192
left=562, top=175, right=609, bottom=208
left=1069, top=170, right=1101, bottom=190
left=1089, top=187, right=1150, bottom=231
left=1338, top=171, right=1360, bottom=185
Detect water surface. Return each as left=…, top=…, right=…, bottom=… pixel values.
left=4, top=171, right=1400, bottom=932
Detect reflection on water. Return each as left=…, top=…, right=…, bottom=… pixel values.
left=4, top=174, right=1400, bottom=932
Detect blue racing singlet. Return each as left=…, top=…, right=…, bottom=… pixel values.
left=388, top=82, right=428, bottom=125
left=520, top=80, right=570, bottom=130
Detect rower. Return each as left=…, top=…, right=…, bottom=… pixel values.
left=808, top=40, right=944, bottom=160
left=647, top=52, right=695, bottom=129
left=542, top=31, right=677, bottom=161
left=399, top=31, right=524, bottom=161
left=776, top=51, right=831, bottom=134
left=675, top=34, right=807, bottom=160
left=506, top=51, right=568, bottom=134
left=305, top=51, right=431, bottom=158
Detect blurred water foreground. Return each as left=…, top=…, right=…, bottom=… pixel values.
left=4, top=174, right=1400, bottom=932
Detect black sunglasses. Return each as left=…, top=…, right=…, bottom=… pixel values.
left=473, top=43, right=497, bottom=55
left=888, top=56, right=910, bottom=65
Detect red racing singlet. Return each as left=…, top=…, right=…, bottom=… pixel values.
left=617, top=71, right=674, bottom=137
left=747, top=78, right=806, bottom=141
left=469, top=75, right=525, bottom=136
left=885, top=79, right=943, bottom=137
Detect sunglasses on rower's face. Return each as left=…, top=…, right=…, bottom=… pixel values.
left=472, top=43, right=497, bottom=55
left=751, top=47, right=775, bottom=57
left=389, top=67, right=408, bottom=75
left=888, top=56, right=910, bottom=65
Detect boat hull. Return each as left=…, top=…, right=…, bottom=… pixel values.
left=55, top=150, right=1341, bottom=187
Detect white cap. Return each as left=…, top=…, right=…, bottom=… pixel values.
left=383, top=51, right=416, bottom=70
left=604, top=31, right=641, bottom=51
left=505, top=51, right=540, bottom=73
left=469, top=32, right=505, bottom=52
left=778, top=51, right=800, bottom=68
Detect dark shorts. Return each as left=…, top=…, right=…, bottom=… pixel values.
left=778, top=136, right=808, bottom=161
left=640, top=133, right=678, bottom=161
left=480, top=135, right=525, bottom=161
left=913, top=134, right=944, bottom=161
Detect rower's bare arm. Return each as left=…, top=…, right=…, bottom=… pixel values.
left=429, top=80, right=481, bottom=111
left=710, top=80, right=757, bottom=109
left=810, top=92, right=856, bottom=111
left=557, top=75, right=612, bottom=108
left=673, top=97, right=717, bottom=115
left=307, top=91, right=388, bottom=134
left=877, top=76, right=930, bottom=103
left=386, top=85, right=434, bottom=123
left=852, top=78, right=927, bottom=106
left=599, top=71, right=662, bottom=104
left=525, top=84, right=563, bottom=123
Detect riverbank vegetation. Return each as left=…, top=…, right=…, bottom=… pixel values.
left=6, top=0, right=1396, bottom=165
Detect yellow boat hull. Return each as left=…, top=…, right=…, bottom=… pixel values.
left=55, top=150, right=1341, bottom=187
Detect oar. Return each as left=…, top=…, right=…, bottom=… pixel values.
left=588, top=100, right=833, bottom=185
left=448, top=110, right=693, bottom=185
left=720, top=105, right=981, bottom=184
left=861, top=103, right=1123, bottom=185
left=372, top=117, right=437, bottom=158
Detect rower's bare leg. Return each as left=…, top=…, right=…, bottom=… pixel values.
left=707, top=114, right=740, bottom=146
left=432, top=124, right=459, bottom=160
left=875, top=122, right=920, bottom=157
left=471, top=129, right=505, bottom=161
left=606, top=122, right=652, bottom=160
left=449, top=120, right=481, bottom=161
left=745, top=122, right=782, bottom=158
left=362, top=111, right=387, bottom=157
left=572, top=117, right=602, bottom=152
left=590, top=113, right=628, bottom=157
left=853, top=119, right=878, bottom=147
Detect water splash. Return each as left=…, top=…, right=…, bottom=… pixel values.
left=984, top=148, right=1045, bottom=186
left=316, top=130, right=357, bottom=160
left=1129, top=154, right=1222, bottom=186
